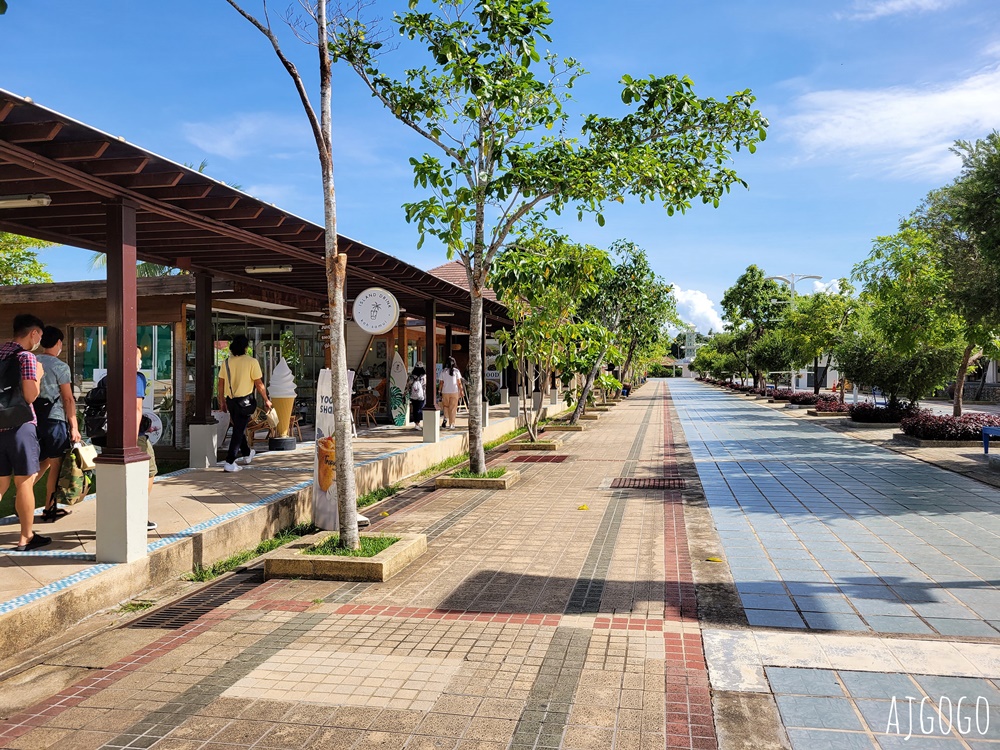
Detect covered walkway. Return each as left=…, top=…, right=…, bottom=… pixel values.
left=0, top=88, right=511, bottom=564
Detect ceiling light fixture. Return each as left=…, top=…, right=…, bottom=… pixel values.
left=0, top=193, right=52, bottom=209
left=245, top=264, right=292, bottom=274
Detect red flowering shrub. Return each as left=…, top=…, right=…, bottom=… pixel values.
left=900, top=411, right=1000, bottom=441
left=815, top=397, right=849, bottom=412
left=771, top=389, right=794, bottom=401
left=849, top=401, right=920, bottom=423
left=789, top=392, right=820, bottom=405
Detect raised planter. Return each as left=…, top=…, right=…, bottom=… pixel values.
left=436, top=469, right=522, bottom=490
left=544, top=424, right=586, bottom=432
left=580, top=413, right=601, bottom=421
left=807, top=410, right=849, bottom=417
left=264, top=532, right=427, bottom=582
left=591, top=406, right=611, bottom=412
left=892, top=434, right=983, bottom=448
left=508, top=439, right=563, bottom=451
left=848, top=421, right=900, bottom=428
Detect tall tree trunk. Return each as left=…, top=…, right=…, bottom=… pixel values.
left=976, top=359, right=991, bottom=401
left=467, top=289, right=486, bottom=473
left=813, top=356, right=821, bottom=395
left=953, top=343, right=975, bottom=417
left=570, top=349, right=608, bottom=424
left=318, top=2, right=358, bottom=550
left=224, top=0, right=359, bottom=548
left=620, top=341, right=638, bottom=388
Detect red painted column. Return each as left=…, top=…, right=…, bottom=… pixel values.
left=96, top=198, right=144, bottom=466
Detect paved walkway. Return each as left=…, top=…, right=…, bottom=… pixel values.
left=0, top=382, right=718, bottom=750
left=671, top=380, right=1000, bottom=749
left=0, top=405, right=513, bottom=615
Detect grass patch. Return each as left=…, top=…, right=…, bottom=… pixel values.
left=484, top=426, right=529, bottom=451
left=305, top=534, right=400, bottom=557
left=417, top=452, right=470, bottom=479
left=118, top=599, right=155, bottom=613
left=185, top=522, right=316, bottom=582
left=450, top=467, right=507, bottom=479
left=358, top=484, right=401, bottom=508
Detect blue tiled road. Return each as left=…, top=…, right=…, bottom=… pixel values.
left=669, top=380, right=1000, bottom=636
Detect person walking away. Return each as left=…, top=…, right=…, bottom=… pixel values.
left=136, top=347, right=158, bottom=531
left=0, top=314, right=49, bottom=551
left=217, top=334, right=271, bottom=472
left=405, top=364, right=426, bottom=429
left=35, top=326, right=81, bottom=523
left=437, top=357, right=464, bottom=430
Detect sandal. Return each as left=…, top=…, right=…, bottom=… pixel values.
left=14, top=533, right=51, bottom=552
left=40, top=505, right=71, bottom=523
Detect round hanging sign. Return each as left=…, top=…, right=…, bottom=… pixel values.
left=352, top=287, right=400, bottom=335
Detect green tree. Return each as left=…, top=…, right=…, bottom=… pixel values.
left=331, top=0, right=767, bottom=472
left=491, top=232, right=608, bottom=440
left=749, top=328, right=798, bottom=388
left=782, top=281, right=854, bottom=394
left=568, top=241, right=673, bottom=423
left=911, top=185, right=1000, bottom=414
left=0, top=232, right=54, bottom=285
left=720, top=265, right=788, bottom=386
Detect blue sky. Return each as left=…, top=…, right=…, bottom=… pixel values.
left=3, top=0, right=1000, bottom=332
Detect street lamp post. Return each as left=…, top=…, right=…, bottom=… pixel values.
left=766, top=273, right=822, bottom=391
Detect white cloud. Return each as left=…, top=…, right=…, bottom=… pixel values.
left=785, top=64, right=1000, bottom=179
left=811, top=279, right=840, bottom=293
left=182, top=113, right=310, bottom=159
left=845, top=0, right=960, bottom=20
left=673, top=288, right=724, bottom=335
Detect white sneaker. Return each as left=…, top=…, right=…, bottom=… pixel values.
left=223, top=462, right=242, bottom=472
left=241, top=449, right=256, bottom=466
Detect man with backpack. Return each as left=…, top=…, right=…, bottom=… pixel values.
left=0, top=314, right=50, bottom=551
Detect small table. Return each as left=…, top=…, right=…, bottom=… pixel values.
left=983, top=426, right=1000, bottom=454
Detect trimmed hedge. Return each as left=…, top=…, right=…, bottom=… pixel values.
left=849, top=401, right=919, bottom=423
left=900, top=411, right=1000, bottom=441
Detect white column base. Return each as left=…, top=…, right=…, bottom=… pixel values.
left=482, top=401, right=490, bottom=428
left=549, top=389, right=559, bottom=406
left=532, top=392, right=543, bottom=411
left=509, top=395, right=520, bottom=419
left=423, top=410, right=441, bottom=443
left=499, top=390, right=509, bottom=406
left=188, top=422, right=219, bottom=469
left=96, top=460, right=149, bottom=563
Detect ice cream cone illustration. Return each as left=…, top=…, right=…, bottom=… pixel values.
left=269, top=357, right=297, bottom=438
left=317, top=436, right=336, bottom=491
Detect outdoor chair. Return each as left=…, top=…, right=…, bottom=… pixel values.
left=352, top=392, right=379, bottom=429
left=245, top=408, right=272, bottom=449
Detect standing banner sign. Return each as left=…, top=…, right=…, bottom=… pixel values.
left=313, top=368, right=338, bottom=531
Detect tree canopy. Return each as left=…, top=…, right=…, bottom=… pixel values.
left=0, top=232, right=54, bottom=285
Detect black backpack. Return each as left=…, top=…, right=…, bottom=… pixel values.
left=84, top=375, right=152, bottom=446
left=0, top=353, right=34, bottom=429
left=84, top=377, right=109, bottom=445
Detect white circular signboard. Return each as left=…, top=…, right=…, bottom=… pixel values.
left=353, top=287, right=400, bottom=335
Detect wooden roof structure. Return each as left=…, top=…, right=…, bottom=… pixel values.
left=0, top=89, right=510, bottom=329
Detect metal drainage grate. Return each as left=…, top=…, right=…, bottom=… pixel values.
left=511, top=455, right=569, bottom=463
left=610, top=477, right=686, bottom=489
left=124, top=570, right=263, bottom=629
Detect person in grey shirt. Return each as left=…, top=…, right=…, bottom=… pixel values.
left=36, top=326, right=81, bottom=523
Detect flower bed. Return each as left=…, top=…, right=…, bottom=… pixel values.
left=900, top=411, right=1000, bottom=441
left=848, top=401, right=919, bottom=423
left=770, top=389, right=794, bottom=401
left=815, top=397, right=849, bottom=413
left=788, top=392, right=821, bottom=405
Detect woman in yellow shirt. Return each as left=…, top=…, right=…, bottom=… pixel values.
left=217, top=334, right=271, bottom=472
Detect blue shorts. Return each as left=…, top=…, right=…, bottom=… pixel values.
left=0, top=422, right=41, bottom=477
left=38, top=419, right=70, bottom=461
